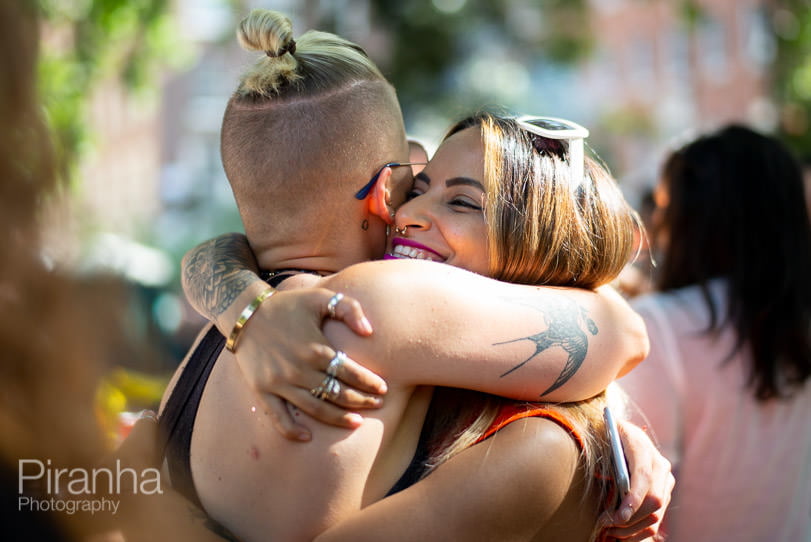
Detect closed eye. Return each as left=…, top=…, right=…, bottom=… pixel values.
left=450, top=198, right=482, bottom=211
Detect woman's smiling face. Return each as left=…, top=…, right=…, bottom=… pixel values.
left=385, top=126, right=490, bottom=276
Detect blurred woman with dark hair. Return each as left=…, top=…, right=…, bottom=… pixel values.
left=619, top=124, right=811, bottom=541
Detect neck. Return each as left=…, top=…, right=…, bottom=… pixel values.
left=253, top=246, right=372, bottom=276
left=255, top=253, right=340, bottom=276
left=249, top=222, right=386, bottom=274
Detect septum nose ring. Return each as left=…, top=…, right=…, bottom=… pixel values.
left=393, top=226, right=408, bottom=236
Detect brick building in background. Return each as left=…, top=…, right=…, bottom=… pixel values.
left=584, top=0, right=773, bottom=194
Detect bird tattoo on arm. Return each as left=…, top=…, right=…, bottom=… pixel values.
left=495, top=295, right=598, bottom=397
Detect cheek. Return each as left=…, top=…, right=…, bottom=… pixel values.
left=448, top=222, right=489, bottom=273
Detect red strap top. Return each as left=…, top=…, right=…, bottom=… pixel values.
left=474, top=402, right=585, bottom=451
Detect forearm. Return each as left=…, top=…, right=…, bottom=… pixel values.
left=321, top=260, right=648, bottom=402
left=181, top=233, right=267, bottom=335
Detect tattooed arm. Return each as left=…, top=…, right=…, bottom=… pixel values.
left=317, top=259, right=648, bottom=402
left=181, top=233, right=265, bottom=333
left=180, top=234, right=646, bottom=403
left=179, top=234, right=387, bottom=434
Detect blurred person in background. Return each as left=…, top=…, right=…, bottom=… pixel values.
left=619, top=124, right=811, bottom=541
left=0, top=2, right=230, bottom=540
left=0, top=1, right=114, bottom=538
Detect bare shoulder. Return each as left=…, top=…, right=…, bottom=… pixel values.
left=481, top=416, right=581, bottom=503
left=432, top=415, right=592, bottom=541
left=483, top=417, right=597, bottom=541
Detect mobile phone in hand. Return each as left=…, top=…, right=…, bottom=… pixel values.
left=603, top=406, right=631, bottom=508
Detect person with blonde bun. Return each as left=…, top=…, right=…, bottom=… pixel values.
left=157, top=9, right=672, bottom=542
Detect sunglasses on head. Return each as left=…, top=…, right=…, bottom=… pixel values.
left=354, top=161, right=428, bottom=200
left=515, top=115, right=589, bottom=190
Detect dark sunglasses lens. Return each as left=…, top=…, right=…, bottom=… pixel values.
left=525, top=118, right=575, bottom=132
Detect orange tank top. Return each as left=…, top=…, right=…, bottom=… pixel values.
left=475, top=402, right=585, bottom=451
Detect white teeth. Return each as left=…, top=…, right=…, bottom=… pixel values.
left=392, top=244, right=441, bottom=262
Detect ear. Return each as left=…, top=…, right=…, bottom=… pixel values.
left=368, top=166, right=395, bottom=224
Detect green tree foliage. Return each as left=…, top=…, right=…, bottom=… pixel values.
left=37, top=0, right=175, bottom=182
left=770, top=0, right=811, bottom=156
left=359, top=0, right=591, bottom=120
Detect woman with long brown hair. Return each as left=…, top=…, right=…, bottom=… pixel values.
left=620, top=124, right=811, bottom=541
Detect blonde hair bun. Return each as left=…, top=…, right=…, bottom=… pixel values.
left=236, top=9, right=300, bottom=96
left=238, top=9, right=295, bottom=57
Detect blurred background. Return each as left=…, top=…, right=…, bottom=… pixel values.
left=35, top=0, right=811, bottom=438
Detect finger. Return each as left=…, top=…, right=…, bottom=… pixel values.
left=602, top=511, right=657, bottom=536
left=329, top=294, right=373, bottom=336
left=616, top=454, right=672, bottom=527
left=285, top=387, right=364, bottom=429
left=325, top=351, right=387, bottom=396
left=613, top=421, right=665, bottom=525
left=263, top=394, right=312, bottom=442
left=305, top=361, right=383, bottom=411
left=640, top=471, right=673, bottom=539
left=116, top=417, right=160, bottom=470
left=602, top=521, right=658, bottom=541
left=320, top=379, right=383, bottom=410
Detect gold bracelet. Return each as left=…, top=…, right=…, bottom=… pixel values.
left=225, top=287, right=276, bottom=352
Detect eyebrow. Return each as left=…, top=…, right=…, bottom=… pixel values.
left=415, top=172, right=485, bottom=191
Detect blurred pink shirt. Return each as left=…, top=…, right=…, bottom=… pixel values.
left=619, top=279, right=811, bottom=542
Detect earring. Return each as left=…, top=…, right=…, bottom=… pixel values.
left=385, top=225, right=391, bottom=236
left=361, top=219, right=369, bottom=231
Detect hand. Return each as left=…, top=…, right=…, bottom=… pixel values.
left=601, top=420, right=673, bottom=541
left=232, top=287, right=388, bottom=441
left=116, top=413, right=161, bottom=470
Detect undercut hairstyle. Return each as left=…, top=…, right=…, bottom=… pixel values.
left=220, top=9, right=406, bottom=243
left=656, top=124, right=811, bottom=400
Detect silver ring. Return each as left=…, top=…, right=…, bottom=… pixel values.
left=326, top=351, right=347, bottom=378
left=309, top=383, right=325, bottom=399
left=325, top=377, right=341, bottom=402
left=326, top=293, right=344, bottom=319
left=310, top=374, right=332, bottom=400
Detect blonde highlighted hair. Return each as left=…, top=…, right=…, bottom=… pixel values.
left=446, top=112, right=640, bottom=288
left=423, top=112, right=640, bottom=540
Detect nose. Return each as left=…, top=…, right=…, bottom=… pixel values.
left=394, top=195, right=432, bottom=235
